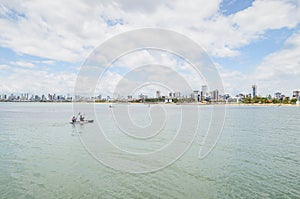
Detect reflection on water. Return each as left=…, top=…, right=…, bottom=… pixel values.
left=0, top=103, right=299, bottom=198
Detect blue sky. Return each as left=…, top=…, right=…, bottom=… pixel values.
left=0, top=0, right=300, bottom=97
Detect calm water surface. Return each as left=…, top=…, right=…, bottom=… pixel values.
left=0, top=103, right=299, bottom=198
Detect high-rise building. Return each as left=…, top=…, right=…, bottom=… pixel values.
left=42, top=95, right=47, bottom=101
left=201, top=85, right=208, bottom=101
left=211, top=89, right=219, bottom=101
left=252, top=85, right=257, bottom=98
left=202, top=85, right=207, bottom=96
left=156, top=91, right=161, bottom=99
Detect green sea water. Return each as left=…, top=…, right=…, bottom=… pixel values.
left=0, top=103, right=299, bottom=198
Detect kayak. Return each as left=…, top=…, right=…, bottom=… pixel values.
left=70, top=120, right=94, bottom=124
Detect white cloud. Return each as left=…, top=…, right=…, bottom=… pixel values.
left=34, top=60, right=56, bottom=65
left=255, top=30, right=300, bottom=95
left=93, top=49, right=212, bottom=97
left=0, top=64, right=10, bottom=70
left=0, top=67, right=77, bottom=94
left=0, top=0, right=300, bottom=95
left=0, top=0, right=299, bottom=63
left=10, top=61, right=35, bottom=68
left=232, top=0, right=299, bottom=34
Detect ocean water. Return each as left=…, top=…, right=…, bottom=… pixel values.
left=0, top=103, right=299, bottom=198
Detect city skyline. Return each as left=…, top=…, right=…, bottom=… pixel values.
left=0, top=1, right=300, bottom=97
left=1, top=84, right=300, bottom=103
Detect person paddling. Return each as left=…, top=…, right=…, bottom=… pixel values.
left=71, top=115, right=76, bottom=123
left=79, top=114, right=84, bottom=121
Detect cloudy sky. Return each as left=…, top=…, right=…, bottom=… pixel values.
left=0, top=0, right=300, bottom=97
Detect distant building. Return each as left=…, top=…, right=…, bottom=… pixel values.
left=96, top=94, right=102, bottom=100
left=57, top=95, right=65, bottom=101
left=193, top=90, right=200, bottom=102
left=48, top=94, right=53, bottom=101
left=174, top=92, right=181, bottom=99
left=275, top=92, right=282, bottom=100
left=165, top=98, right=172, bottom=103
left=201, top=85, right=207, bottom=101
left=252, top=85, right=257, bottom=98
left=21, top=93, right=26, bottom=101
left=292, top=90, right=300, bottom=99
left=156, top=91, right=161, bottom=99
left=218, top=94, right=230, bottom=101
left=166, top=92, right=176, bottom=99
left=227, top=97, right=241, bottom=103
left=34, top=95, right=40, bottom=101
left=210, top=89, right=219, bottom=102
left=127, top=95, right=133, bottom=101
left=138, top=93, right=147, bottom=100
left=236, top=93, right=245, bottom=99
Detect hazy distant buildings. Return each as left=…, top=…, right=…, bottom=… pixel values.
left=1, top=84, right=300, bottom=104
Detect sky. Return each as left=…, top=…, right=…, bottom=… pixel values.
left=0, top=0, right=300, bottom=97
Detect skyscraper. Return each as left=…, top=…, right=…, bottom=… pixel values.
left=156, top=91, right=161, bottom=99
left=201, top=85, right=207, bottom=101
left=201, top=85, right=207, bottom=96
left=211, top=89, right=219, bottom=101
left=252, top=85, right=257, bottom=98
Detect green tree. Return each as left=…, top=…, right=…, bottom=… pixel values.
left=291, top=98, right=297, bottom=104
left=244, top=97, right=252, bottom=104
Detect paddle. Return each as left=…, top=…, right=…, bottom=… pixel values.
left=75, top=112, right=80, bottom=121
